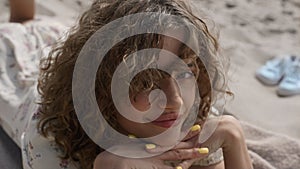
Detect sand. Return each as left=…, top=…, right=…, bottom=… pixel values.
left=192, top=0, right=300, bottom=139
left=0, top=0, right=299, bottom=142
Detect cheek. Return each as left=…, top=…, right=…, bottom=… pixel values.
left=180, top=80, right=197, bottom=108
left=182, top=91, right=195, bottom=110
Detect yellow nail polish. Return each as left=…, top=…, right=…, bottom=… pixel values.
left=198, top=147, right=209, bottom=154
left=128, top=134, right=136, bottom=139
left=190, top=124, right=201, bottom=132
left=145, top=144, right=156, bottom=150
left=176, top=166, right=183, bottom=169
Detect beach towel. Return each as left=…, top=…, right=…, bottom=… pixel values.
left=242, top=121, right=300, bottom=169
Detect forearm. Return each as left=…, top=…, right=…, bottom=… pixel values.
left=9, top=0, right=35, bottom=23
left=222, top=127, right=253, bottom=169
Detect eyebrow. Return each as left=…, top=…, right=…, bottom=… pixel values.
left=165, top=59, right=195, bottom=74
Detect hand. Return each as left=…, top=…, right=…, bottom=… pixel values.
left=94, top=147, right=209, bottom=169
left=94, top=116, right=253, bottom=169
left=93, top=124, right=208, bottom=169
left=148, top=115, right=253, bottom=169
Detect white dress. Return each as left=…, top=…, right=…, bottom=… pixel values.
left=0, top=19, right=78, bottom=169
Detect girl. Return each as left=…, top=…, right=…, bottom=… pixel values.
left=0, top=0, right=253, bottom=169
left=38, top=0, right=253, bottom=169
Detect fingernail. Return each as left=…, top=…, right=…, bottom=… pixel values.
left=145, top=144, right=156, bottom=150
left=128, top=134, right=136, bottom=139
left=190, top=124, right=201, bottom=132
left=176, top=166, right=183, bottom=169
left=198, top=147, right=209, bottom=154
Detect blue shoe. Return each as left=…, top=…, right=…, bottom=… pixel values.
left=277, top=57, right=300, bottom=96
left=256, top=55, right=296, bottom=85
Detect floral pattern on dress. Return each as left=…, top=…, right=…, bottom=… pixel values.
left=0, top=20, right=78, bottom=169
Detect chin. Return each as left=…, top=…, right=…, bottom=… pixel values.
left=147, top=125, right=183, bottom=147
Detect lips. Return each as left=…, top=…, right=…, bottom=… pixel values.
left=151, top=112, right=180, bottom=128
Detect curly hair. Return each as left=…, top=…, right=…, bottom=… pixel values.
left=37, top=0, right=229, bottom=169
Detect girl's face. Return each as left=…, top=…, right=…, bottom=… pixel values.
left=116, top=36, right=199, bottom=144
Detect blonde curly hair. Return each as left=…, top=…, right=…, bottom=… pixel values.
left=37, top=0, right=229, bottom=169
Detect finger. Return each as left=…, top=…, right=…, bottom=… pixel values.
left=145, top=143, right=170, bottom=154
left=145, top=137, right=198, bottom=154
left=146, top=138, right=197, bottom=154
left=175, top=131, right=201, bottom=150
left=145, top=143, right=185, bottom=154
left=181, top=124, right=201, bottom=141
left=158, top=147, right=209, bottom=161
left=175, top=158, right=199, bottom=169
left=158, top=164, right=174, bottom=169
left=172, top=141, right=195, bottom=150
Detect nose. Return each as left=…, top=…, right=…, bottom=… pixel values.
left=157, top=78, right=183, bottom=111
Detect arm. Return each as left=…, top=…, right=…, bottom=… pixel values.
left=9, top=0, right=35, bottom=23
left=93, top=128, right=210, bottom=169
left=93, top=148, right=209, bottom=169
left=188, top=115, right=253, bottom=169
left=197, top=115, right=253, bottom=169
left=221, top=116, right=253, bottom=169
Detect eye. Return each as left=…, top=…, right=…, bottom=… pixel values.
left=175, top=71, right=194, bottom=80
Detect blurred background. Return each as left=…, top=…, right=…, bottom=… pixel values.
left=192, top=0, right=300, bottom=140
left=0, top=0, right=299, bottom=168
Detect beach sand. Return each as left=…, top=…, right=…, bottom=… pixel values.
left=0, top=0, right=299, bottom=141
left=192, top=0, right=300, bottom=139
